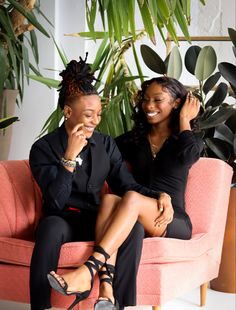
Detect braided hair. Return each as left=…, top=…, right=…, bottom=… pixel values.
left=131, top=76, right=199, bottom=144
left=58, top=54, right=98, bottom=109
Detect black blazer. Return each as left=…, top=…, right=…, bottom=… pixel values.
left=29, top=124, right=160, bottom=215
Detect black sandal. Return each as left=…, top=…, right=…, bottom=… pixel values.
left=94, top=264, right=119, bottom=310
left=47, top=245, right=110, bottom=310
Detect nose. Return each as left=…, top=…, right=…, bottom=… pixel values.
left=143, top=99, right=155, bottom=109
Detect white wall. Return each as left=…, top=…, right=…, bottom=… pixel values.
left=8, top=0, right=236, bottom=160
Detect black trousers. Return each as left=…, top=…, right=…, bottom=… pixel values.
left=30, top=210, right=144, bottom=310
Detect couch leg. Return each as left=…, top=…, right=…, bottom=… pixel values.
left=152, top=306, right=161, bottom=310
left=200, top=282, right=208, bottom=306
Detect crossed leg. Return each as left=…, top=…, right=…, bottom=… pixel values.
left=49, top=191, right=167, bottom=296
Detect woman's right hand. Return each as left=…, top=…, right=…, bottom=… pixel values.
left=64, top=123, right=88, bottom=160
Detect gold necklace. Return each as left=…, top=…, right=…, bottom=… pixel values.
left=148, top=134, right=168, bottom=158
left=148, top=134, right=159, bottom=158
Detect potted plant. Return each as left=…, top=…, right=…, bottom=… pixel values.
left=28, top=0, right=206, bottom=137
left=0, top=0, right=50, bottom=159
left=140, top=32, right=236, bottom=177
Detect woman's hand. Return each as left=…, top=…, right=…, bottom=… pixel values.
left=65, top=123, right=88, bottom=160
left=179, top=92, right=201, bottom=132
left=154, top=192, right=174, bottom=227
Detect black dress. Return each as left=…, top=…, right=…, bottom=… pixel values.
left=29, top=124, right=161, bottom=310
left=116, top=130, right=204, bottom=239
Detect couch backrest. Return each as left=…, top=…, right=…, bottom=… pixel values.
left=0, top=158, right=233, bottom=242
left=185, top=157, right=232, bottom=237
left=0, top=160, right=42, bottom=240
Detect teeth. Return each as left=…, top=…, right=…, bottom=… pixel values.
left=147, top=112, right=158, bottom=117
left=84, top=127, right=94, bottom=132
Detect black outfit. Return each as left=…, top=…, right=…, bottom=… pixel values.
left=116, top=130, right=204, bottom=239
left=29, top=124, right=160, bottom=310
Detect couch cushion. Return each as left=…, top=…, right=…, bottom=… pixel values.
left=0, top=232, right=211, bottom=268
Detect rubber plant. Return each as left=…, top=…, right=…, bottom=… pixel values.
left=140, top=27, right=236, bottom=179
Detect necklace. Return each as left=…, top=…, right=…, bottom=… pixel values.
left=148, top=134, right=169, bottom=159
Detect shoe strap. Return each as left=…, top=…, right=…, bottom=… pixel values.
left=94, top=245, right=110, bottom=260
left=98, top=264, right=115, bottom=286
left=84, top=255, right=103, bottom=281
left=84, top=246, right=110, bottom=283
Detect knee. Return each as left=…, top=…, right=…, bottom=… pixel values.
left=122, top=191, right=142, bottom=208
left=35, top=216, right=70, bottom=242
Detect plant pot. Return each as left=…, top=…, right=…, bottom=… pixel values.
left=0, top=89, right=18, bottom=160
left=210, top=187, right=236, bottom=293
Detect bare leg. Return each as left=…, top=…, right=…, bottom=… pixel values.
left=95, top=195, right=121, bottom=304
left=50, top=191, right=166, bottom=293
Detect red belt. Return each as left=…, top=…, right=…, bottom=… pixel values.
left=67, top=206, right=81, bottom=213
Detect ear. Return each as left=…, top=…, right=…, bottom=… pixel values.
left=173, top=98, right=181, bottom=109
left=63, top=105, right=72, bottom=119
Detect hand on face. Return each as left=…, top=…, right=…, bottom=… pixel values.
left=65, top=123, right=88, bottom=160
left=180, top=92, right=201, bottom=122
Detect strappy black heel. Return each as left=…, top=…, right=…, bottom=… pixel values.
left=47, top=245, right=110, bottom=310
left=94, top=264, right=119, bottom=310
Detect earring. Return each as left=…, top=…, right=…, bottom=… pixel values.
left=64, top=116, right=68, bottom=121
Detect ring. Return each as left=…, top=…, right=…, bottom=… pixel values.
left=159, top=207, right=164, bottom=213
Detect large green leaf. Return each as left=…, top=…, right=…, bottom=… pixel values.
left=39, top=105, right=63, bottom=137
left=205, top=137, right=231, bottom=161
left=203, top=72, right=221, bottom=95
left=228, top=28, right=236, bottom=48
left=218, top=62, right=236, bottom=89
left=225, top=111, right=236, bottom=134
left=127, top=0, right=136, bottom=40
left=140, top=44, right=166, bottom=74
left=185, top=45, right=201, bottom=75
left=29, top=29, right=39, bottom=64
left=174, top=0, right=191, bottom=41
left=138, top=0, right=156, bottom=44
left=199, top=107, right=236, bottom=129
left=167, top=46, right=182, bottom=79
left=195, top=46, right=217, bottom=81
left=86, top=0, right=96, bottom=39
left=214, top=124, right=234, bottom=145
left=28, top=75, right=60, bottom=88
left=205, top=82, right=228, bottom=108
left=0, top=116, right=19, bottom=129
left=0, top=43, right=9, bottom=94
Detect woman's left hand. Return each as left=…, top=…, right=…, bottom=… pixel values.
left=154, top=192, right=174, bottom=227
left=180, top=92, right=201, bottom=122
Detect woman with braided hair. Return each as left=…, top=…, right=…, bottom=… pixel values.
left=29, top=57, right=171, bottom=310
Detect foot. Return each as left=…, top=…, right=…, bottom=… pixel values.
left=49, top=264, right=92, bottom=294
left=98, top=281, right=115, bottom=305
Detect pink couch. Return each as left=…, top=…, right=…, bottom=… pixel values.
left=0, top=158, right=233, bottom=310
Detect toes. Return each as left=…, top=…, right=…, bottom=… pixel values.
left=50, top=271, right=66, bottom=287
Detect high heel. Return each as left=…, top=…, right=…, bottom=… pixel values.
left=47, top=245, right=110, bottom=310
left=94, top=264, right=119, bottom=310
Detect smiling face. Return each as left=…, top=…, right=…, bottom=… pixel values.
left=64, top=94, right=102, bottom=138
left=142, top=82, right=179, bottom=126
